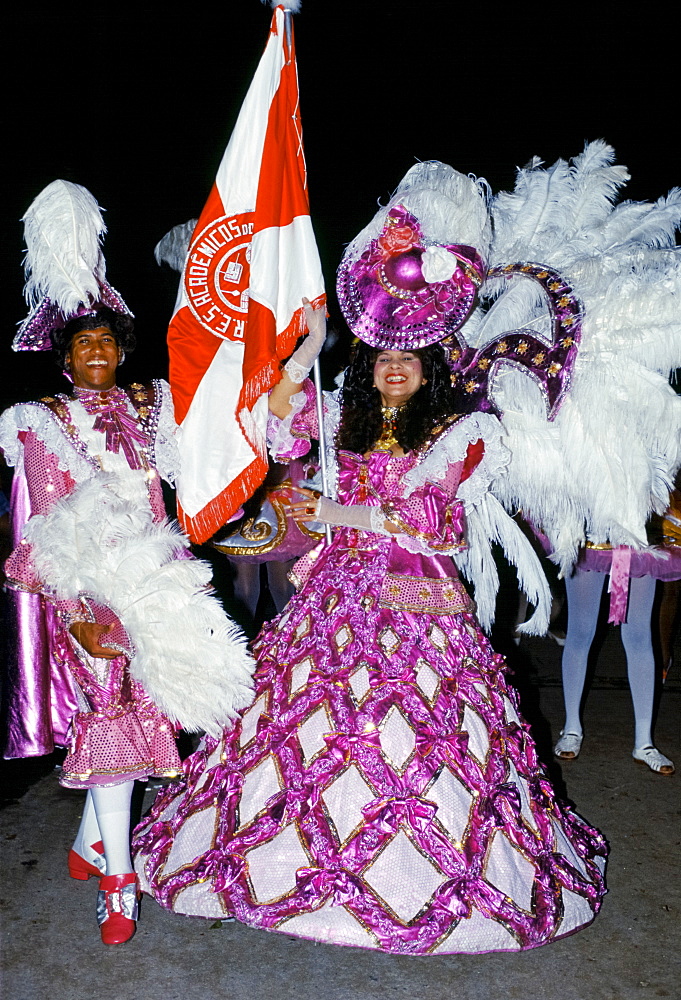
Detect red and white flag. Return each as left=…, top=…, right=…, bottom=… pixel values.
left=168, top=2, right=325, bottom=543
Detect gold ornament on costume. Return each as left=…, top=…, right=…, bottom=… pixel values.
left=374, top=406, right=401, bottom=451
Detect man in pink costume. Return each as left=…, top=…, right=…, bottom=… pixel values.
left=1, top=181, right=254, bottom=946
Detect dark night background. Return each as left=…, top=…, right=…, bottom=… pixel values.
left=3, top=1, right=679, bottom=412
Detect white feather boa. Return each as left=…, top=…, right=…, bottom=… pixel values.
left=25, top=472, right=254, bottom=736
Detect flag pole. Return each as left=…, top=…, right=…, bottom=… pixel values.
left=283, top=2, right=329, bottom=544
left=282, top=1, right=329, bottom=543
left=312, top=357, right=332, bottom=546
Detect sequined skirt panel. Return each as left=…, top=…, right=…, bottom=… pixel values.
left=60, top=637, right=181, bottom=789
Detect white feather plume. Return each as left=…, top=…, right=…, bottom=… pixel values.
left=454, top=492, right=551, bottom=635
left=473, top=145, right=681, bottom=570
left=263, top=0, right=301, bottom=11
left=154, top=219, right=198, bottom=273
left=25, top=473, right=255, bottom=735
left=22, top=180, right=107, bottom=313
left=344, top=161, right=492, bottom=264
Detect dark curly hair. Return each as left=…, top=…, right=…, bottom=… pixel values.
left=51, top=307, right=136, bottom=368
left=336, top=342, right=459, bottom=454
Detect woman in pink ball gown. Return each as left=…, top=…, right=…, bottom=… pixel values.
left=133, top=318, right=607, bottom=955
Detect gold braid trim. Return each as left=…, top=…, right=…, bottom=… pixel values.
left=379, top=500, right=465, bottom=553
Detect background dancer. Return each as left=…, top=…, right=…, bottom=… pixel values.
left=554, top=523, right=681, bottom=773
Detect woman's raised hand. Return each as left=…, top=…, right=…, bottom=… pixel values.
left=282, top=298, right=327, bottom=384
left=302, top=297, right=326, bottom=352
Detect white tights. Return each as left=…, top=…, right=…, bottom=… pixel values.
left=561, top=569, right=657, bottom=749
left=72, top=782, right=134, bottom=876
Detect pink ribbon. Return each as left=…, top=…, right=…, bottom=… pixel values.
left=527, top=775, right=554, bottom=811
left=415, top=726, right=469, bottom=765
left=478, top=781, right=522, bottom=828
left=421, top=484, right=466, bottom=541
left=200, top=768, right=243, bottom=801
left=432, top=877, right=474, bottom=919
left=432, top=875, right=503, bottom=920
left=559, top=810, right=608, bottom=860
left=323, top=729, right=383, bottom=764
left=195, top=850, right=247, bottom=892
left=132, top=817, right=174, bottom=855
left=92, top=405, right=149, bottom=469
left=608, top=547, right=632, bottom=624
left=74, top=387, right=149, bottom=470
left=255, top=713, right=298, bottom=754
left=337, top=451, right=391, bottom=502
left=265, top=784, right=318, bottom=824
left=361, top=794, right=437, bottom=835
left=295, top=866, right=365, bottom=906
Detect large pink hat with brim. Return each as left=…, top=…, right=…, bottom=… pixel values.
left=13, top=179, right=132, bottom=352
left=337, top=161, right=491, bottom=350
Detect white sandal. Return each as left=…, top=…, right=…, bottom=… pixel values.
left=554, top=731, right=583, bottom=759
left=632, top=746, right=675, bottom=775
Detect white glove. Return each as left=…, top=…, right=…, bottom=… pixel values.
left=284, top=298, right=327, bottom=383
left=314, top=496, right=391, bottom=535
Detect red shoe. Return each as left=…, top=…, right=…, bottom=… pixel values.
left=97, top=873, right=139, bottom=945
left=68, top=840, right=106, bottom=880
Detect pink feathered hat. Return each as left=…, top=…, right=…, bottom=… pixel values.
left=336, top=161, right=491, bottom=350
left=337, top=204, right=485, bottom=350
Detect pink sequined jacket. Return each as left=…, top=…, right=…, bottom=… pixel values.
left=0, top=381, right=179, bottom=757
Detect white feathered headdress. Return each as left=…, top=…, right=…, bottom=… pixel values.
left=14, top=179, right=132, bottom=352
left=478, top=141, right=681, bottom=572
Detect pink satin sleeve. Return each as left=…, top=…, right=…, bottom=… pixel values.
left=267, top=380, right=318, bottom=461
left=387, top=459, right=466, bottom=550
left=3, top=466, right=78, bottom=757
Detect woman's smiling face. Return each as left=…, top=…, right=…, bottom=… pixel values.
left=373, top=349, right=426, bottom=407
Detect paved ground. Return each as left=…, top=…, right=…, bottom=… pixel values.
left=1, top=614, right=680, bottom=1000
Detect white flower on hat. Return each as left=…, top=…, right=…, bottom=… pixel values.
left=421, top=245, right=461, bottom=283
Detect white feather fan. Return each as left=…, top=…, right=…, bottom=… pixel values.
left=478, top=142, right=681, bottom=568
left=25, top=473, right=255, bottom=735
left=344, top=161, right=492, bottom=264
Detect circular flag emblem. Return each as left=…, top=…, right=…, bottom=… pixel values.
left=184, top=212, right=255, bottom=341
